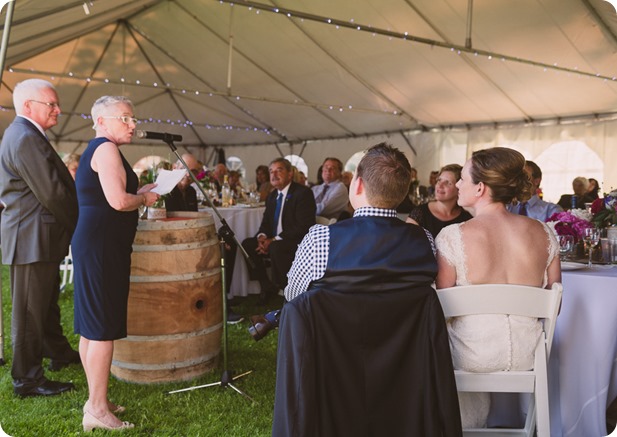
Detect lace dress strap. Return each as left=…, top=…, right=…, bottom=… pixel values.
left=541, top=222, right=559, bottom=287
left=435, top=223, right=469, bottom=285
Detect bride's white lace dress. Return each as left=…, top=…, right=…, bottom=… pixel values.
left=435, top=222, right=559, bottom=428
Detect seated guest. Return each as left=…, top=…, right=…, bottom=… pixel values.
left=507, top=160, right=562, bottom=221
left=311, top=157, right=348, bottom=219
left=241, top=158, right=316, bottom=304
left=255, top=164, right=273, bottom=201
left=272, top=143, right=461, bottom=436
left=407, top=164, right=472, bottom=237
left=341, top=170, right=353, bottom=189
left=165, top=153, right=200, bottom=212
left=587, top=177, right=600, bottom=200
left=435, top=147, right=561, bottom=429
left=228, top=170, right=243, bottom=198
left=557, top=176, right=595, bottom=210
left=62, top=153, right=81, bottom=180
left=296, top=170, right=307, bottom=186
left=212, top=163, right=228, bottom=192
left=419, top=171, right=439, bottom=199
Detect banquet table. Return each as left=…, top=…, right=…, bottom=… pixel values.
left=199, top=205, right=265, bottom=298
left=548, top=264, right=617, bottom=437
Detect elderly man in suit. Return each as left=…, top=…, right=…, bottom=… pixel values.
left=311, top=157, right=349, bottom=220
left=0, top=79, right=80, bottom=397
left=242, top=158, right=316, bottom=304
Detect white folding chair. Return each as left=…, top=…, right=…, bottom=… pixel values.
left=315, top=216, right=337, bottom=225
left=59, top=245, right=74, bottom=292
left=437, top=282, right=563, bottom=437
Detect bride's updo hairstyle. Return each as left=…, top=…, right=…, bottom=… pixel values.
left=469, top=147, right=533, bottom=204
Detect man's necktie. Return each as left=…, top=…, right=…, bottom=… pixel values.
left=273, top=192, right=283, bottom=235
left=519, top=202, right=528, bottom=216
left=315, top=184, right=329, bottom=203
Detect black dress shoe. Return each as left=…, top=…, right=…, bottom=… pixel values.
left=49, top=350, right=81, bottom=371
left=15, top=380, right=75, bottom=398
left=248, top=315, right=275, bottom=341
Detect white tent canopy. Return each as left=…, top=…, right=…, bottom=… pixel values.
left=1, top=0, right=617, bottom=197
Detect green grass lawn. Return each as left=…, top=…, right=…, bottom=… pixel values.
left=0, top=265, right=284, bottom=436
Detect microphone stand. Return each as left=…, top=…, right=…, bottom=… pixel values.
left=156, top=138, right=254, bottom=401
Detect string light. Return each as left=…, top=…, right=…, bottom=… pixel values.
left=7, top=67, right=404, bottom=117
left=218, top=0, right=617, bottom=83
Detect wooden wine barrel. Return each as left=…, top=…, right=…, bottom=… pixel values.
left=111, top=211, right=222, bottom=384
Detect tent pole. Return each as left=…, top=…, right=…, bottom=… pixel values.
left=465, top=0, right=473, bottom=49
left=0, top=0, right=16, bottom=88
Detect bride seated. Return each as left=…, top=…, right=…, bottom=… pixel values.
left=435, top=147, right=561, bottom=428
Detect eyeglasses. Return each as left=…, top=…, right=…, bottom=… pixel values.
left=101, top=115, right=138, bottom=125
left=29, top=100, right=60, bottom=109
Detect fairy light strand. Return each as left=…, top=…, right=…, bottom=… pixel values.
left=6, top=67, right=401, bottom=117
left=218, top=0, right=617, bottom=83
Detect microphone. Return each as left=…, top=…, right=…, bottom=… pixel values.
left=135, top=130, right=183, bottom=142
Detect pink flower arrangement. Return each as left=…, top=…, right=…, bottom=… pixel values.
left=195, top=169, right=216, bottom=188
left=546, top=210, right=593, bottom=242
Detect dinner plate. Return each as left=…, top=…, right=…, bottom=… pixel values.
left=560, top=261, right=587, bottom=271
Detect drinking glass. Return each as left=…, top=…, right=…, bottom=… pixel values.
left=558, top=235, right=574, bottom=261
left=583, top=228, right=601, bottom=268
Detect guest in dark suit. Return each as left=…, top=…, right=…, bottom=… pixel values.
left=242, top=158, right=316, bottom=303
left=0, top=79, right=80, bottom=397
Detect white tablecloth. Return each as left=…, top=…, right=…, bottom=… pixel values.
left=549, top=265, right=617, bottom=437
left=200, top=206, right=265, bottom=298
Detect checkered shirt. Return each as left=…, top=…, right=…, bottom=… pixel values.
left=284, top=206, right=435, bottom=301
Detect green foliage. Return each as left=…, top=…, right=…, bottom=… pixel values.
left=0, top=266, right=283, bottom=436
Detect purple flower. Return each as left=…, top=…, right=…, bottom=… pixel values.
left=546, top=211, right=593, bottom=242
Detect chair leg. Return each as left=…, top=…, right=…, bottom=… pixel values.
left=534, top=348, right=550, bottom=437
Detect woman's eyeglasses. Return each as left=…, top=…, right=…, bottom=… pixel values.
left=101, top=115, right=138, bottom=125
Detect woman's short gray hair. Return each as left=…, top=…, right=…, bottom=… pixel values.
left=91, top=96, right=134, bottom=130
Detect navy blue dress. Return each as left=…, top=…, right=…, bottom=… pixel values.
left=73, top=137, right=138, bottom=341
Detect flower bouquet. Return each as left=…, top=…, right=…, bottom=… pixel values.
left=590, top=189, right=617, bottom=229
left=546, top=209, right=593, bottom=242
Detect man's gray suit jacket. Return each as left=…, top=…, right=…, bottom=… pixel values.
left=0, top=116, right=78, bottom=265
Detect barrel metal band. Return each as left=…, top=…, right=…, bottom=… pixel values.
left=132, top=239, right=217, bottom=252
left=112, top=349, right=220, bottom=371
left=121, top=323, right=223, bottom=341
left=130, top=267, right=220, bottom=283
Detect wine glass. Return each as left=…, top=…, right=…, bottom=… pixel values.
left=558, top=235, right=574, bottom=261
left=583, top=228, right=601, bottom=268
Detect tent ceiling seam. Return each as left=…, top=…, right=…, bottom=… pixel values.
left=56, top=22, right=123, bottom=140
left=269, top=0, right=415, bottom=133
left=402, top=0, right=531, bottom=121
left=268, top=1, right=416, bottom=127
left=123, top=21, right=209, bottom=146
left=4, top=0, right=165, bottom=66
left=582, top=0, right=617, bottom=49
left=128, top=7, right=289, bottom=142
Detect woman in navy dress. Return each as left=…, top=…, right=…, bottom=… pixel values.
left=72, top=96, right=159, bottom=432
